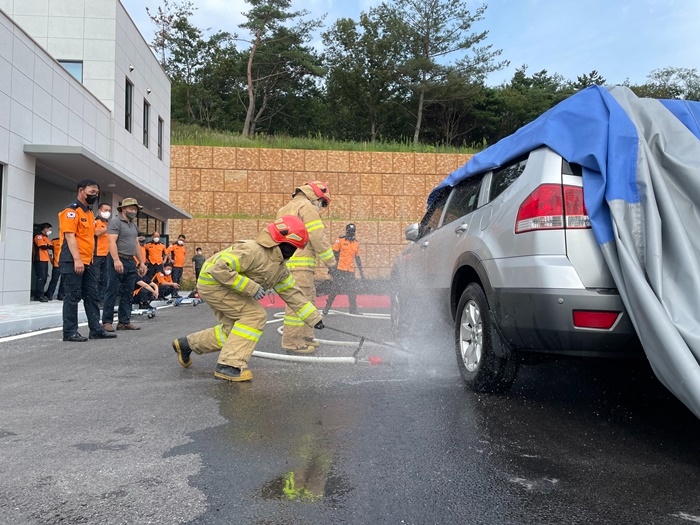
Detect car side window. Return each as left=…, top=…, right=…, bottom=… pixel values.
left=419, top=189, right=449, bottom=238
left=490, top=155, right=528, bottom=202
left=442, top=176, right=483, bottom=225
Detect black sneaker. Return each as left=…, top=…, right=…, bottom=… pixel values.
left=89, top=330, right=117, bottom=339
left=214, top=363, right=252, bottom=382
left=36, top=296, right=49, bottom=303
left=63, top=333, right=88, bottom=342
left=172, top=337, right=192, bottom=368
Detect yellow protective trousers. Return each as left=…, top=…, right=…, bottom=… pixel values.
left=186, top=286, right=266, bottom=369
left=282, top=269, right=316, bottom=350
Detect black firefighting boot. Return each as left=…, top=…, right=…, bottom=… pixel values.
left=214, top=363, right=253, bottom=382
left=172, top=337, right=192, bottom=368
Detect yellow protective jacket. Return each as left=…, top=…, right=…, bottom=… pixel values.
left=277, top=190, right=336, bottom=272
left=197, top=230, right=322, bottom=327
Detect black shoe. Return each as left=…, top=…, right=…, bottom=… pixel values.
left=214, top=363, right=252, bottom=382
left=36, top=296, right=49, bottom=302
left=89, top=330, right=117, bottom=339
left=57, top=295, right=65, bottom=300
left=44, top=295, right=52, bottom=301
left=63, top=333, right=88, bottom=342
left=172, top=338, right=192, bottom=368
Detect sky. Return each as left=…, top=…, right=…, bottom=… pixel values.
left=121, top=0, right=699, bottom=87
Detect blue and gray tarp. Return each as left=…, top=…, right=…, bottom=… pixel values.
left=430, top=86, right=700, bottom=418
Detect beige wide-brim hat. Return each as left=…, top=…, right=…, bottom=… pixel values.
left=117, top=197, right=143, bottom=210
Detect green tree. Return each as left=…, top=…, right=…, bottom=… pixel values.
left=380, top=0, right=506, bottom=144
left=570, top=70, right=606, bottom=90
left=146, top=0, right=194, bottom=65
left=323, top=9, right=406, bottom=142
left=239, top=0, right=324, bottom=136
left=630, top=67, right=700, bottom=100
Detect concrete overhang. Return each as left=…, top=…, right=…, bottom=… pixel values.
left=24, top=144, right=191, bottom=220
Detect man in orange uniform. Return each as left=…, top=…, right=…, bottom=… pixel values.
left=93, top=202, right=112, bottom=306
left=32, top=223, right=53, bottom=301
left=144, top=231, right=167, bottom=281
left=323, top=223, right=364, bottom=315
left=45, top=237, right=65, bottom=300
left=58, top=179, right=116, bottom=342
left=165, top=234, right=186, bottom=296
left=153, top=263, right=180, bottom=299
left=276, top=181, right=336, bottom=354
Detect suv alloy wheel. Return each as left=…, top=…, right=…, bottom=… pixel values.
left=455, top=283, right=518, bottom=392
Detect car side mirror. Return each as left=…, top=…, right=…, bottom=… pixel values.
left=405, top=223, right=420, bottom=242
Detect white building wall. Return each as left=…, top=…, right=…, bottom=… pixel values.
left=0, top=1, right=172, bottom=305
left=0, top=0, right=171, bottom=200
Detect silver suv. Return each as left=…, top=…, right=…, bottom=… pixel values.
left=391, top=146, right=640, bottom=392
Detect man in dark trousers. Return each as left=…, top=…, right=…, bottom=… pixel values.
left=93, top=202, right=112, bottom=307
left=102, top=198, right=148, bottom=332
left=144, top=231, right=167, bottom=281
left=32, top=223, right=52, bottom=302
left=323, top=223, right=364, bottom=315
left=58, top=179, right=116, bottom=342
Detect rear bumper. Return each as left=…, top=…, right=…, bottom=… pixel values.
left=492, top=287, right=642, bottom=357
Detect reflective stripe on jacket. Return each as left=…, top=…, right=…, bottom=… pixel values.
left=277, top=194, right=335, bottom=271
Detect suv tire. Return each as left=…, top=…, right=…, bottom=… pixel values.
left=455, top=283, right=518, bottom=392
left=391, top=285, right=413, bottom=347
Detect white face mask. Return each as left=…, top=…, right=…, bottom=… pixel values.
left=164, top=270, right=171, bottom=275
left=46, top=230, right=52, bottom=236
left=152, top=237, right=160, bottom=243
left=316, top=201, right=324, bottom=211
left=177, top=240, right=184, bottom=245
left=100, top=211, right=111, bottom=219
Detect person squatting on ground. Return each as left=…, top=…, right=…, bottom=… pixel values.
left=276, top=181, right=336, bottom=354
left=144, top=231, right=167, bottom=281
left=45, top=236, right=65, bottom=300
left=166, top=234, right=186, bottom=295
left=101, top=198, right=147, bottom=332
left=172, top=216, right=325, bottom=382
left=32, top=222, right=53, bottom=302
left=323, top=223, right=365, bottom=315
left=134, top=277, right=158, bottom=309
left=59, top=179, right=117, bottom=342
left=153, top=263, right=180, bottom=299
left=93, top=202, right=112, bottom=307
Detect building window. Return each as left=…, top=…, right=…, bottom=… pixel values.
left=136, top=213, right=163, bottom=238
left=58, top=60, right=83, bottom=83
left=157, top=117, right=164, bottom=160
left=125, top=78, right=133, bottom=132
left=143, top=100, right=150, bottom=147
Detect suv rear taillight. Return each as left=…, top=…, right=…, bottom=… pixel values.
left=515, top=184, right=590, bottom=233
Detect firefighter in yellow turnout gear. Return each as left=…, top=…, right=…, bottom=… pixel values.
left=277, top=181, right=336, bottom=354
left=172, top=216, right=324, bottom=382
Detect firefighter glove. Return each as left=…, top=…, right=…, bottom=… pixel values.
left=314, top=320, right=325, bottom=330
left=253, top=286, right=266, bottom=300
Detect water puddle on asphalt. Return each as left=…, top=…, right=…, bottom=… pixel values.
left=257, top=453, right=353, bottom=504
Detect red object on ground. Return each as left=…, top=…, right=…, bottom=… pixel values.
left=368, top=356, right=383, bottom=365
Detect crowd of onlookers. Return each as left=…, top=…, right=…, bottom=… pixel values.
left=32, top=220, right=207, bottom=309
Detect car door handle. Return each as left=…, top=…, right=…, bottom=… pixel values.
left=454, top=222, right=469, bottom=234
left=421, top=241, right=429, bottom=249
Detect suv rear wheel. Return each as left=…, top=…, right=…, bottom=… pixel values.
left=455, top=283, right=519, bottom=392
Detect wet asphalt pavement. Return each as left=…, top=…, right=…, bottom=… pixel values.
left=1, top=302, right=700, bottom=524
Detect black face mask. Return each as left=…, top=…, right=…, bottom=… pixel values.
left=279, top=243, right=297, bottom=260
left=85, top=194, right=98, bottom=205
